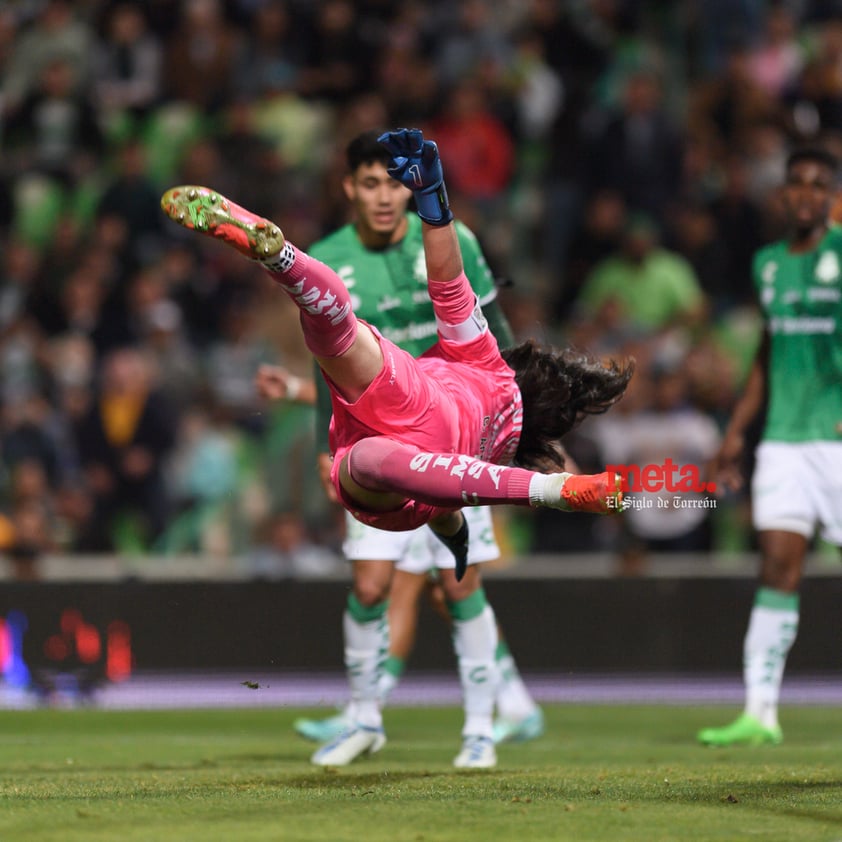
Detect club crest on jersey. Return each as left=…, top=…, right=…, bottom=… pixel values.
left=761, top=262, right=777, bottom=284
left=413, top=249, right=428, bottom=284
left=815, top=251, right=840, bottom=284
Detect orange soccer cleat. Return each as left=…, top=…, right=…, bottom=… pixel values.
left=556, top=471, right=626, bottom=514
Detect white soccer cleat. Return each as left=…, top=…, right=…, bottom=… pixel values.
left=310, top=724, right=386, bottom=767
left=453, top=735, right=497, bottom=769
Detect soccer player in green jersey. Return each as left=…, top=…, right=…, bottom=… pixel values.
left=260, top=131, right=543, bottom=768
left=698, top=146, right=842, bottom=747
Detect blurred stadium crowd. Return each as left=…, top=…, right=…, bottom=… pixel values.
left=0, top=0, right=839, bottom=577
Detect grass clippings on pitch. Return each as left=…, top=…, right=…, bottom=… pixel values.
left=1, top=704, right=842, bottom=841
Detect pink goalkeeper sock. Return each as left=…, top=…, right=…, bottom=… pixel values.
left=262, top=242, right=357, bottom=357
left=348, top=437, right=536, bottom=506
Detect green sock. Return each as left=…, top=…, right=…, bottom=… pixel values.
left=448, top=589, right=496, bottom=738
left=495, top=639, right=512, bottom=663
left=744, top=587, right=799, bottom=728
left=446, top=587, right=487, bottom=622
left=494, top=636, right=536, bottom=718
left=383, top=655, right=405, bottom=679
left=344, top=593, right=389, bottom=728
left=347, top=592, right=388, bottom=623
left=376, top=655, right=405, bottom=703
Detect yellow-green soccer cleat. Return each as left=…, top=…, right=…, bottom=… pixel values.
left=160, top=186, right=285, bottom=259
left=697, top=713, right=783, bottom=747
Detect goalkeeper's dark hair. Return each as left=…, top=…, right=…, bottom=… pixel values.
left=502, top=341, right=635, bottom=470
left=346, top=130, right=393, bottom=173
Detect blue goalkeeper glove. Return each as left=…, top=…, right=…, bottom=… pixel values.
left=378, top=128, right=453, bottom=226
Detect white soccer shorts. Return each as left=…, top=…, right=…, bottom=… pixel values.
left=342, top=505, right=500, bottom=572
left=752, top=441, right=842, bottom=545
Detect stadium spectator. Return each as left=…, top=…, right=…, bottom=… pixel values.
left=2, top=55, right=105, bottom=193
left=584, top=66, right=683, bottom=228
left=41, top=332, right=94, bottom=480
left=1, top=0, right=95, bottom=112
left=707, top=152, right=768, bottom=310
left=743, top=120, right=791, bottom=204
left=0, top=7, right=16, bottom=85
left=95, top=138, right=167, bottom=273
left=140, top=298, right=203, bottom=414
left=667, top=200, right=732, bottom=313
left=243, top=508, right=342, bottom=579
left=93, top=1, right=163, bottom=126
left=784, top=53, right=842, bottom=138
left=432, top=0, right=512, bottom=88
left=574, top=213, right=707, bottom=336
left=0, top=236, right=36, bottom=302
left=157, top=240, right=221, bottom=351
left=553, top=189, right=627, bottom=323
left=698, top=145, right=842, bottom=748
left=162, top=401, right=242, bottom=555
left=298, top=0, right=371, bottom=104
left=233, top=0, right=304, bottom=99
left=746, top=3, right=806, bottom=100
left=203, top=290, right=275, bottom=436
left=372, top=40, right=440, bottom=130
left=687, top=40, right=779, bottom=151
left=161, top=0, right=243, bottom=111
left=591, top=359, right=721, bottom=573
left=32, top=254, right=113, bottom=358
left=72, top=346, right=178, bottom=552
left=429, top=79, right=516, bottom=207
left=1, top=458, right=58, bottom=580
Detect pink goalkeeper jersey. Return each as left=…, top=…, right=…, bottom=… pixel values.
left=328, top=327, right=523, bottom=531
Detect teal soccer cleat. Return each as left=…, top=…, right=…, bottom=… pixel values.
left=293, top=713, right=350, bottom=743
left=492, top=708, right=546, bottom=745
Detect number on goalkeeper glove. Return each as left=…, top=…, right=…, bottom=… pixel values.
left=378, top=128, right=454, bottom=227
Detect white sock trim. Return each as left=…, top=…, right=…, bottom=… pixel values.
left=529, top=472, right=571, bottom=507
left=261, top=241, right=295, bottom=273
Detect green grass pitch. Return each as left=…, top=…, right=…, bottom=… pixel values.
left=2, top=704, right=842, bottom=841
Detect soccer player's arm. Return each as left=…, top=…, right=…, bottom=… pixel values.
left=255, top=364, right=317, bottom=404
left=306, top=238, right=340, bottom=501
left=313, top=362, right=338, bottom=502
left=713, top=253, right=769, bottom=491
left=456, top=222, right=515, bottom=349
left=721, top=330, right=768, bottom=444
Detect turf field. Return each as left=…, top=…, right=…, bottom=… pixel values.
left=2, top=705, right=842, bottom=841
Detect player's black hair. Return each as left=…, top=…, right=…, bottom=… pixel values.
left=346, top=130, right=393, bottom=172
left=786, top=145, right=839, bottom=174
left=502, top=341, right=635, bottom=470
